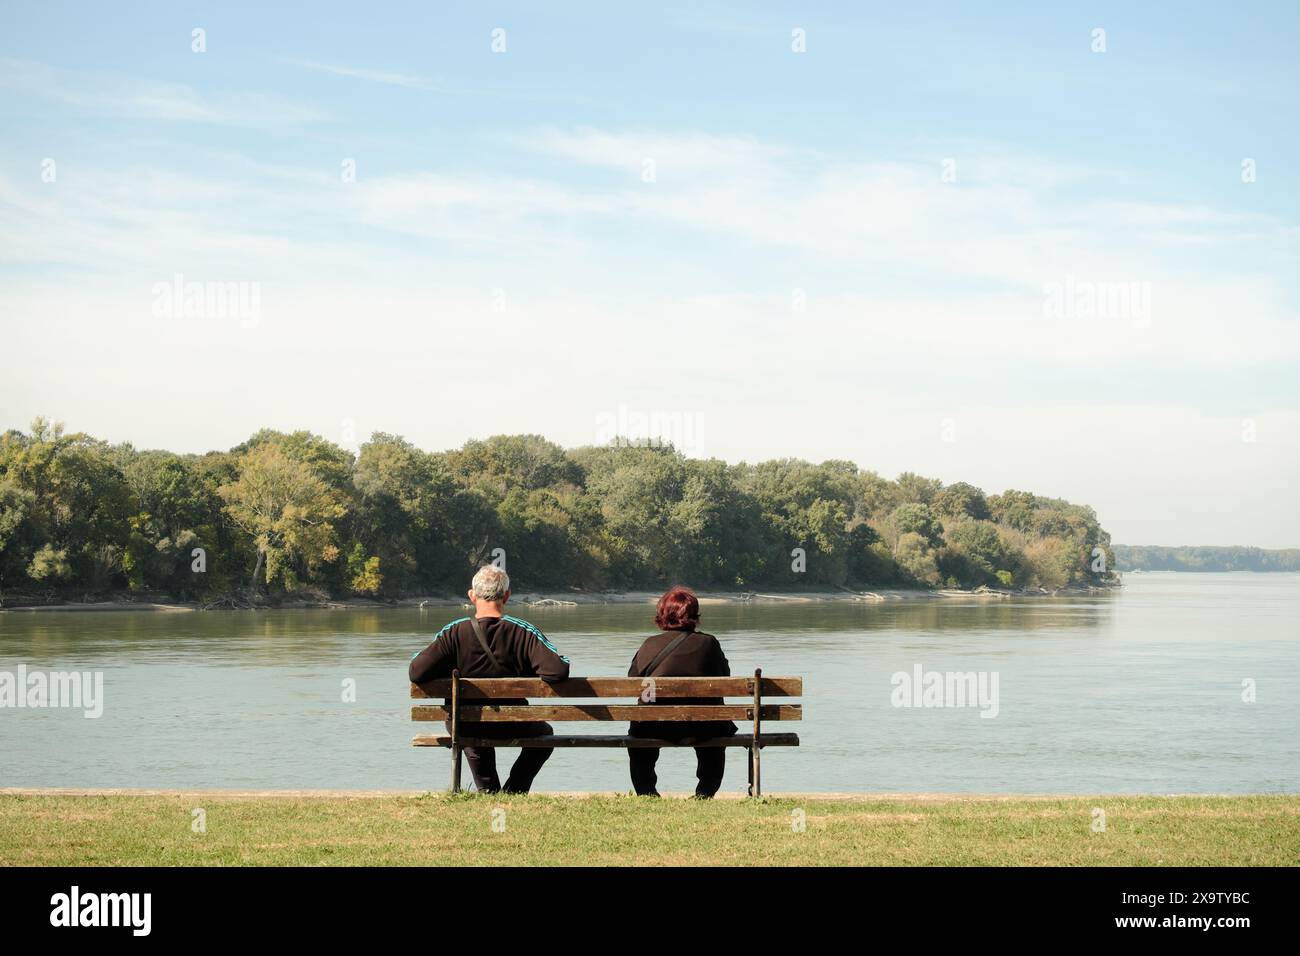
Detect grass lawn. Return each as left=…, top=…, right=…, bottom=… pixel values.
left=1, top=793, right=1297, bottom=866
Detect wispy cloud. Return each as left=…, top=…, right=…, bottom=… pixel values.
left=514, top=128, right=1297, bottom=301
left=283, top=57, right=493, bottom=96
left=0, top=57, right=328, bottom=126
left=4, top=124, right=1296, bottom=374
left=522, top=127, right=790, bottom=178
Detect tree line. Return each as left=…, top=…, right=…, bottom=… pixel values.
left=0, top=419, right=1116, bottom=604
left=1114, top=545, right=1300, bottom=573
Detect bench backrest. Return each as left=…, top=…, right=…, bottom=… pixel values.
left=411, top=674, right=802, bottom=724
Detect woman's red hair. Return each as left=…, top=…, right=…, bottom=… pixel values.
left=655, top=586, right=700, bottom=631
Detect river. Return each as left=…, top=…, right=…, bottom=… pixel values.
left=1, top=572, right=1296, bottom=794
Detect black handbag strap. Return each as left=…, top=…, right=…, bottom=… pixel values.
left=466, top=615, right=510, bottom=675
left=640, top=630, right=694, bottom=678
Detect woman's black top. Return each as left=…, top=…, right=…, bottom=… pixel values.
left=627, top=629, right=737, bottom=740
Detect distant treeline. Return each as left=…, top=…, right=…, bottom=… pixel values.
left=1114, top=545, right=1300, bottom=573
left=0, top=419, right=1115, bottom=604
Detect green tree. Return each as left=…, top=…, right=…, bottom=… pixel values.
left=895, top=532, right=939, bottom=586
left=988, top=490, right=1038, bottom=533
left=889, top=503, right=944, bottom=548
left=27, top=543, right=71, bottom=583
left=736, top=458, right=863, bottom=586
left=575, top=443, right=686, bottom=587
left=895, top=472, right=942, bottom=505
left=352, top=433, right=460, bottom=593
left=346, top=543, right=383, bottom=595
left=0, top=477, right=33, bottom=603
left=933, top=482, right=991, bottom=522
left=0, top=419, right=131, bottom=595
left=942, top=520, right=1011, bottom=585
left=115, top=448, right=216, bottom=596
left=217, top=443, right=346, bottom=591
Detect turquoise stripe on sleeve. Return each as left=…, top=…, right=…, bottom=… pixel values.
left=412, top=616, right=468, bottom=660
left=439, top=616, right=469, bottom=636
left=504, top=614, right=570, bottom=663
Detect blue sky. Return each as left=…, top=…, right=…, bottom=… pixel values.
left=2, top=2, right=1298, bottom=546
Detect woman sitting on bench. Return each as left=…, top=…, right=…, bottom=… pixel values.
left=627, top=586, right=737, bottom=798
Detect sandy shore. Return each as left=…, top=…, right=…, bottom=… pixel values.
left=0, top=584, right=1116, bottom=612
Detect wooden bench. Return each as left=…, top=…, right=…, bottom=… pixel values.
left=411, top=668, right=801, bottom=796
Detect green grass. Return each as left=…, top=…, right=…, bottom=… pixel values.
left=1, top=793, right=1297, bottom=866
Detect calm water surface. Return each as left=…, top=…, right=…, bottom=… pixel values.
left=1, top=573, right=1297, bottom=793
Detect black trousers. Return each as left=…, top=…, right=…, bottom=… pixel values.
left=629, top=746, right=726, bottom=798
left=463, top=745, right=554, bottom=794
left=451, top=719, right=555, bottom=794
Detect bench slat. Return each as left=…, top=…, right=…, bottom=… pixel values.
left=410, top=677, right=802, bottom=699
left=411, top=704, right=801, bottom=722
left=412, top=733, right=801, bottom=748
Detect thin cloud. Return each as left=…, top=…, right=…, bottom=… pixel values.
left=282, top=57, right=494, bottom=96
left=0, top=57, right=328, bottom=126
left=3, top=126, right=1297, bottom=374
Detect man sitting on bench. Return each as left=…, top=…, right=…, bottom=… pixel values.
left=408, top=565, right=570, bottom=794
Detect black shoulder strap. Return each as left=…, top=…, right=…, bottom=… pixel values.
left=466, top=616, right=510, bottom=675
left=640, top=630, right=694, bottom=678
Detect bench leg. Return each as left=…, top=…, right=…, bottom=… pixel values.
left=450, top=668, right=462, bottom=793
left=750, top=667, right=762, bottom=798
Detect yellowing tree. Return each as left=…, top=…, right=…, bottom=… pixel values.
left=218, top=443, right=345, bottom=590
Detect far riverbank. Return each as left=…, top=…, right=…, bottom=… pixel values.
left=0, top=582, right=1120, bottom=613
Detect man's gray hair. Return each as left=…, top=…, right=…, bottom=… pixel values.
left=471, top=565, right=510, bottom=602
